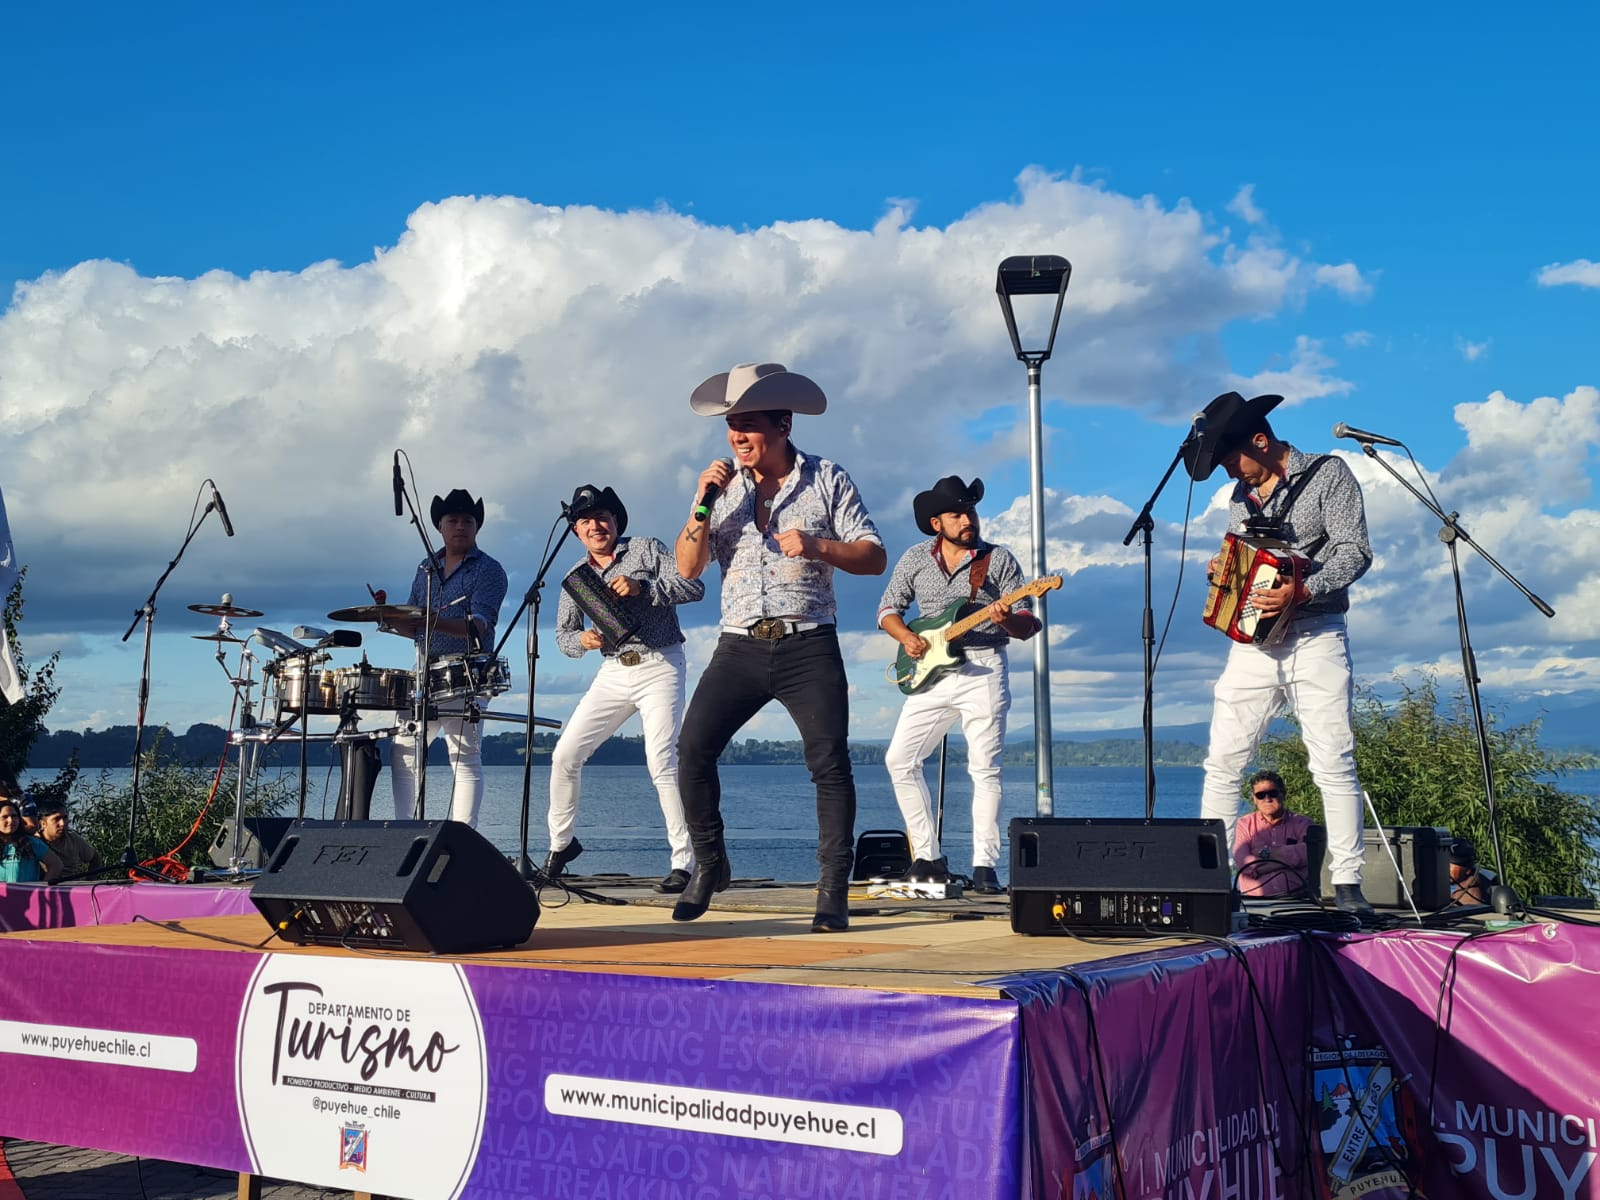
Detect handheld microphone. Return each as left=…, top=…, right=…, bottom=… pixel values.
left=693, top=460, right=734, bottom=522
left=392, top=451, right=404, bottom=517
left=1333, top=422, right=1404, bottom=448
left=1186, top=411, right=1207, bottom=441
left=208, top=481, right=236, bottom=536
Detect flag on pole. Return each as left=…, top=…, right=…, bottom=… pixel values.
left=0, top=485, right=24, bottom=705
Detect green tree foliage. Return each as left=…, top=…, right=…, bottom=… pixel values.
left=72, top=743, right=292, bottom=874
left=1256, top=675, right=1600, bottom=901
left=1, top=571, right=78, bottom=803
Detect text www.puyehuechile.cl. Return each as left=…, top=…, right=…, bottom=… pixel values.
left=0, top=1018, right=198, bottom=1072
left=545, top=1074, right=904, bottom=1156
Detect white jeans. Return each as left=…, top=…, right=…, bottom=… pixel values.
left=547, top=646, right=691, bottom=871
left=1200, top=615, right=1365, bottom=886
left=884, top=647, right=1010, bottom=869
left=391, top=704, right=484, bottom=827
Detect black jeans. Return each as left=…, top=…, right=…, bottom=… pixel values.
left=677, top=627, right=855, bottom=885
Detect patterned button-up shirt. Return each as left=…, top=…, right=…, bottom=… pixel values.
left=555, top=536, right=704, bottom=657
left=877, top=538, right=1031, bottom=650
left=1228, top=445, right=1372, bottom=617
left=406, top=545, right=509, bottom=658
left=705, top=445, right=883, bottom=626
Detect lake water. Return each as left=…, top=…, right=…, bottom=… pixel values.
left=36, top=763, right=1600, bottom=885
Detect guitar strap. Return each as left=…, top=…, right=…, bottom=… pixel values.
left=967, top=551, right=991, bottom=602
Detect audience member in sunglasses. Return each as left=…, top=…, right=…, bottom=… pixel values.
left=1232, top=770, right=1313, bottom=898
left=1447, top=838, right=1495, bottom=906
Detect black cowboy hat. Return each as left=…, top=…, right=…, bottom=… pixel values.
left=913, top=476, right=984, bottom=536
left=568, top=483, right=628, bottom=538
left=1182, top=392, right=1286, bottom=481
left=430, top=489, right=486, bottom=529
left=1449, top=839, right=1477, bottom=868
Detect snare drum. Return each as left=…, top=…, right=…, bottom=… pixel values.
left=328, top=663, right=414, bottom=711
left=424, top=653, right=512, bottom=701
left=268, top=659, right=340, bottom=715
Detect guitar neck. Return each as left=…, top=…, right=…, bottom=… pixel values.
left=945, top=582, right=1037, bottom=641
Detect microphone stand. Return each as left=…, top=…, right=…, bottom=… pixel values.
left=493, top=510, right=615, bottom=904
left=1120, top=430, right=1201, bottom=819
left=395, top=466, right=443, bottom=817
left=106, top=489, right=227, bottom=883
left=1353, top=440, right=1554, bottom=914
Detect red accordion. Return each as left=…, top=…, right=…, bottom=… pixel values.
left=1202, top=533, right=1310, bottom=646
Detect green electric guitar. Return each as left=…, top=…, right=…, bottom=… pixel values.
left=891, top=575, right=1062, bottom=695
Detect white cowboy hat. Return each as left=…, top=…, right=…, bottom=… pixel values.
left=689, top=363, right=828, bottom=417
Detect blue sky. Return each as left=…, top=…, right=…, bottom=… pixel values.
left=2, top=2, right=1596, bottom=742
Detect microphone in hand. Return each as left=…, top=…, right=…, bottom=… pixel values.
left=693, top=459, right=734, bottom=522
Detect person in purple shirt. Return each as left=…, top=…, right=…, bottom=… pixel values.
left=672, top=363, right=886, bottom=932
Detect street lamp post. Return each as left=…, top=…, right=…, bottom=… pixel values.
left=995, top=254, right=1071, bottom=816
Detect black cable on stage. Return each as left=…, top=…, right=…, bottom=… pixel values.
left=1056, top=966, right=1132, bottom=1200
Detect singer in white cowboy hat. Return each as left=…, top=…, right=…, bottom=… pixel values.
left=673, top=363, right=886, bottom=932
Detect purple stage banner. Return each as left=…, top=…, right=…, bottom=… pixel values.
left=1002, top=935, right=1310, bottom=1200
left=1309, top=922, right=1600, bottom=1200
left=0, top=935, right=1022, bottom=1199
left=0, top=880, right=259, bottom=932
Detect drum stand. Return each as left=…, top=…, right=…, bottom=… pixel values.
left=216, top=644, right=266, bottom=880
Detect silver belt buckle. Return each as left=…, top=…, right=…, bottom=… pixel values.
left=618, top=649, right=643, bottom=666
left=749, top=618, right=787, bottom=641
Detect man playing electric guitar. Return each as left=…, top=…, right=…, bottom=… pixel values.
left=878, top=476, right=1040, bottom=894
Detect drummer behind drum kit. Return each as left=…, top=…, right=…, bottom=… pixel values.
left=187, top=595, right=512, bottom=876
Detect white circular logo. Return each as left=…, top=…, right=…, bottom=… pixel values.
left=235, top=955, right=487, bottom=1198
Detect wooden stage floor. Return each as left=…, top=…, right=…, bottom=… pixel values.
left=6, top=878, right=1196, bottom=994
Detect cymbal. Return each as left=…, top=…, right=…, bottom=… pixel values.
left=327, top=604, right=427, bottom=623
left=189, top=602, right=264, bottom=618
left=191, top=631, right=246, bottom=644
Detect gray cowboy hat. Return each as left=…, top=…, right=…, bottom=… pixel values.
left=568, top=483, right=628, bottom=538
left=690, top=363, right=827, bottom=418
left=1182, top=392, right=1286, bottom=481
left=914, top=476, right=985, bottom=536
left=430, top=488, right=486, bottom=529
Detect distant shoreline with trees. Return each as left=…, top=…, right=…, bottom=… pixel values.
left=25, top=724, right=1213, bottom=770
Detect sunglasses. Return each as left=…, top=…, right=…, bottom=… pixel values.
left=1253, top=788, right=1282, bottom=800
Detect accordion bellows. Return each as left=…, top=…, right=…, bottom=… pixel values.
left=562, top=564, right=641, bottom=653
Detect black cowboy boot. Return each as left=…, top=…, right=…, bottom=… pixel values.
left=672, top=840, right=731, bottom=922
left=542, top=837, right=583, bottom=880
left=811, top=870, right=850, bottom=933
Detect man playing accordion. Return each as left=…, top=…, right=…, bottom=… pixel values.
left=546, top=484, right=705, bottom=892
left=1185, top=392, right=1377, bottom=917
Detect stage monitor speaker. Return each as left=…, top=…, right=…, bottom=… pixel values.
left=853, top=829, right=912, bottom=880
left=1318, top=826, right=1451, bottom=910
left=250, top=819, right=538, bottom=954
left=1009, top=817, right=1233, bottom=937
left=209, top=816, right=296, bottom=869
